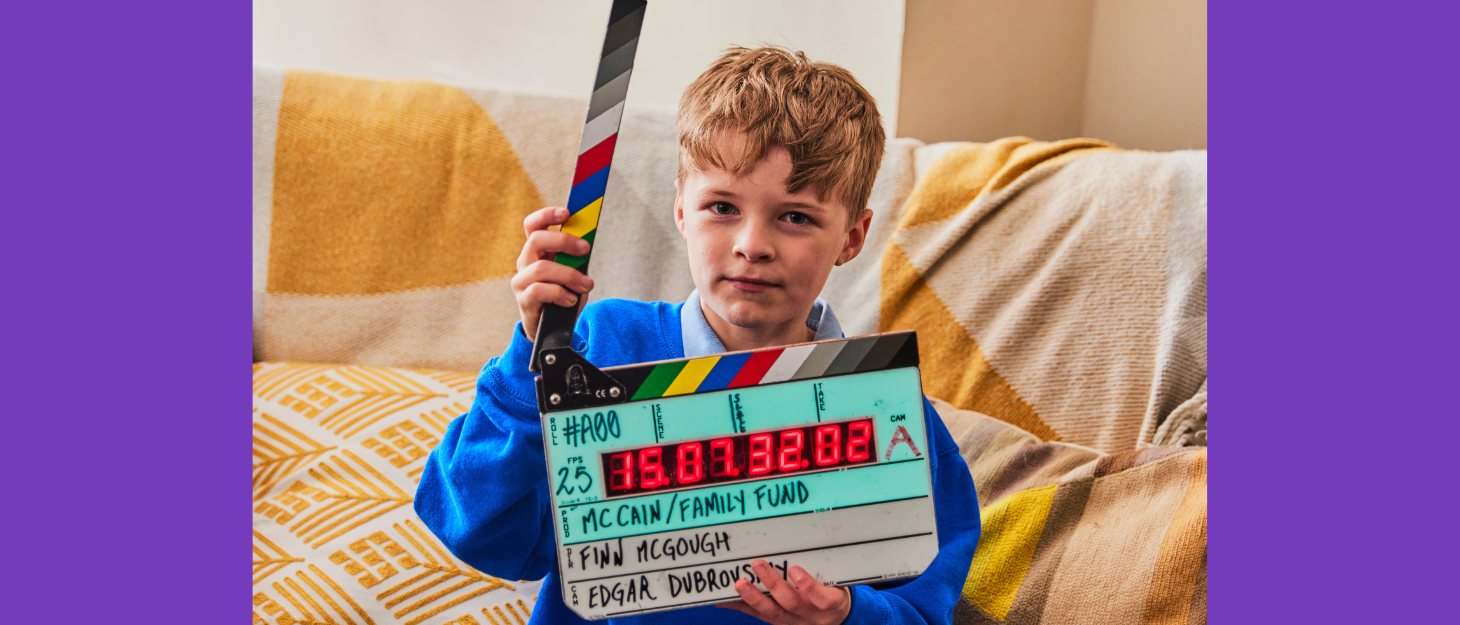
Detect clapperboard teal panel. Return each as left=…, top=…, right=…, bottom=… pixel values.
left=539, top=332, right=937, bottom=619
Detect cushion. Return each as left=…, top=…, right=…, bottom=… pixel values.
left=252, top=362, right=542, bottom=624
left=934, top=398, right=1206, bottom=624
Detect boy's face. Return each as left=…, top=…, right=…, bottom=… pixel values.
left=674, top=133, right=872, bottom=338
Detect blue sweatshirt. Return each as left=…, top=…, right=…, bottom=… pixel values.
left=415, top=299, right=981, bottom=624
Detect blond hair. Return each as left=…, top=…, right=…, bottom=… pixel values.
left=676, top=46, right=884, bottom=226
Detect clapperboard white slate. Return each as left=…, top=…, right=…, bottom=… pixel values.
left=535, top=333, right=938, bottom=619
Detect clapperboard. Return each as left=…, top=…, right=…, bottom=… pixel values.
left=527, top=1, right=937, bottom=619
left=536, top=335, right=938, bottom=619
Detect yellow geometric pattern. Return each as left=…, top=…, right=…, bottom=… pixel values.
left=255, top=449, right=414, bottom=549
left=360, top=406, right=459, bottom=484
left=255, top=408, right=337, bottom=501
left=254, top=563, right=377, bottom=625
left=255, top=529, right=304, bottom=585
left=422, top=371, right=477, bottom=395
left=439, top=598, right=535, bottom=625
left=255, top=362, right=542, bottom=625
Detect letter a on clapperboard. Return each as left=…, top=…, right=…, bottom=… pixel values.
left=884, top=425, right=922, bottom=460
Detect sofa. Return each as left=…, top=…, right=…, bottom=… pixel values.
left=252, top=67, right=1207, bottom=625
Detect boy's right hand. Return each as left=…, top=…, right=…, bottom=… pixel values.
left=514, top=207, right=595, bottom=342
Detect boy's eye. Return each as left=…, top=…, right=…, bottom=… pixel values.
left=710, top=202, right=736, bottom=215
left=784, top=212, right=811, bottom=225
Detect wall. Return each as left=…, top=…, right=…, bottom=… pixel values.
left=1083, top=0, right=1207, bottom=151
left=897, top=0, right=1206, bottom=150
left=897, top=0, right=1096, bottom=145
left=252, top=0, right=906, bottom=135
left=254, top=0, right=1205, bottom=150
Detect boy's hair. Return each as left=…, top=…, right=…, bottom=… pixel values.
left=676, top=46, right=885, bottom=226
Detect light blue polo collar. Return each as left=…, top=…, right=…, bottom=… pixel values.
left=680, top=289, right=844, bottom=358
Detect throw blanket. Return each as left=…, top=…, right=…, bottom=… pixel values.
left=882, top=140, right=1207, bottom=452
left=252, top=68, right=919, bottom=372
left=934, top=399, right=1206, bottom=625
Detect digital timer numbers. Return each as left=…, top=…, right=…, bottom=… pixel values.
left=602, top=419, right=876, bottom=497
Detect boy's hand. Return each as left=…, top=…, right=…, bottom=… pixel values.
left=716, top=560, right=851, bottom=625
left=513, top=207, right=594, bottom=342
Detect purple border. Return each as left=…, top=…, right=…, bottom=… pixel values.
left=5, top=0, right=1455, bottom=619
left=4, top=1, right=249, bottom=617
left=1212, top=1, right=1456, bottom=621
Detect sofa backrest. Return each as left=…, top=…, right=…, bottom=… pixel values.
left=253, top=68, right=1207, bottom=453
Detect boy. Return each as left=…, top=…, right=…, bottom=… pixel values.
left=417, top=47, right=981, bottom=625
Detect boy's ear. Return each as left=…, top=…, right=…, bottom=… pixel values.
left=673, top=190, right=687, bottom=238
left=835, top=208, right=874, bottom=266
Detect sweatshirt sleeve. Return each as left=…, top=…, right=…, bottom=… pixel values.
left=841, top=397, right=981, bottom=625
left=414, top=323, right=557, bottom=581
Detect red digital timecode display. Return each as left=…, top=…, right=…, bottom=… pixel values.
left=600, top=418, right=877, bottom=498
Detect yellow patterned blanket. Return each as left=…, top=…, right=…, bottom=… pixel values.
left=884, top=140, right=1208, bottom=452
left=253, top=362, right=541, bottom=625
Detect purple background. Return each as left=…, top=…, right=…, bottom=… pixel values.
left=1209, top=1, right=1457, bottom=621
left=3, top=1, right=250, bottom=618
left=3, top=0, right=1453, bottom=622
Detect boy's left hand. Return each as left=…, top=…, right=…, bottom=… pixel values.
left=716, top=560, right=851, bottom=625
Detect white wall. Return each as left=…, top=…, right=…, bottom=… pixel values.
left=253, top=0, right=905, bottom=135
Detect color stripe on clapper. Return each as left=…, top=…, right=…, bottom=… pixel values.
left=556, top=0, right=647, bottom=270
left=617, top=332, right=919, bottom=401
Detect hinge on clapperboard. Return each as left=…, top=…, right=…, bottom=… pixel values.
left=529, top=0, right=647, bottom=414
left=533, top=336, right=628, bottom=413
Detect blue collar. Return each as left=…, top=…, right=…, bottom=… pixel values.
left=680, top=289, right=844, bottom=358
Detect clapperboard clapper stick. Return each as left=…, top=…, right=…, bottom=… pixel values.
left=528, top=0, right=646, bottom=380
left=533, top=2, right=939, bottom=619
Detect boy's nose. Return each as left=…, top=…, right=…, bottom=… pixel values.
left=732, top=222, right=776, bottom=262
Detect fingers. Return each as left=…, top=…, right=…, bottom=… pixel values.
left=513, top=259, right=594, bottom=341
left=515, top=265, right=592, bottom=311
left=516, top=282, right=577, bottom=342
left=513, top=260, right=595, bottom=299
left=523, top=281, right=582, bottom=308
left=731, top=577, right=786, bottom=622
left=753, top=560, right=809, bottom=616
left=789, top=566, right=847, bottom=613
left=523, top=206, right=569, bottom=236
left=517, top=229, right=592, bottom=270
left=717, top=564, right=848, bottom=625
left=514, top=207, right=594, bottom=342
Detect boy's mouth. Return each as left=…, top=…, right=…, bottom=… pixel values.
left=723, top=275, right=779, bottom=293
